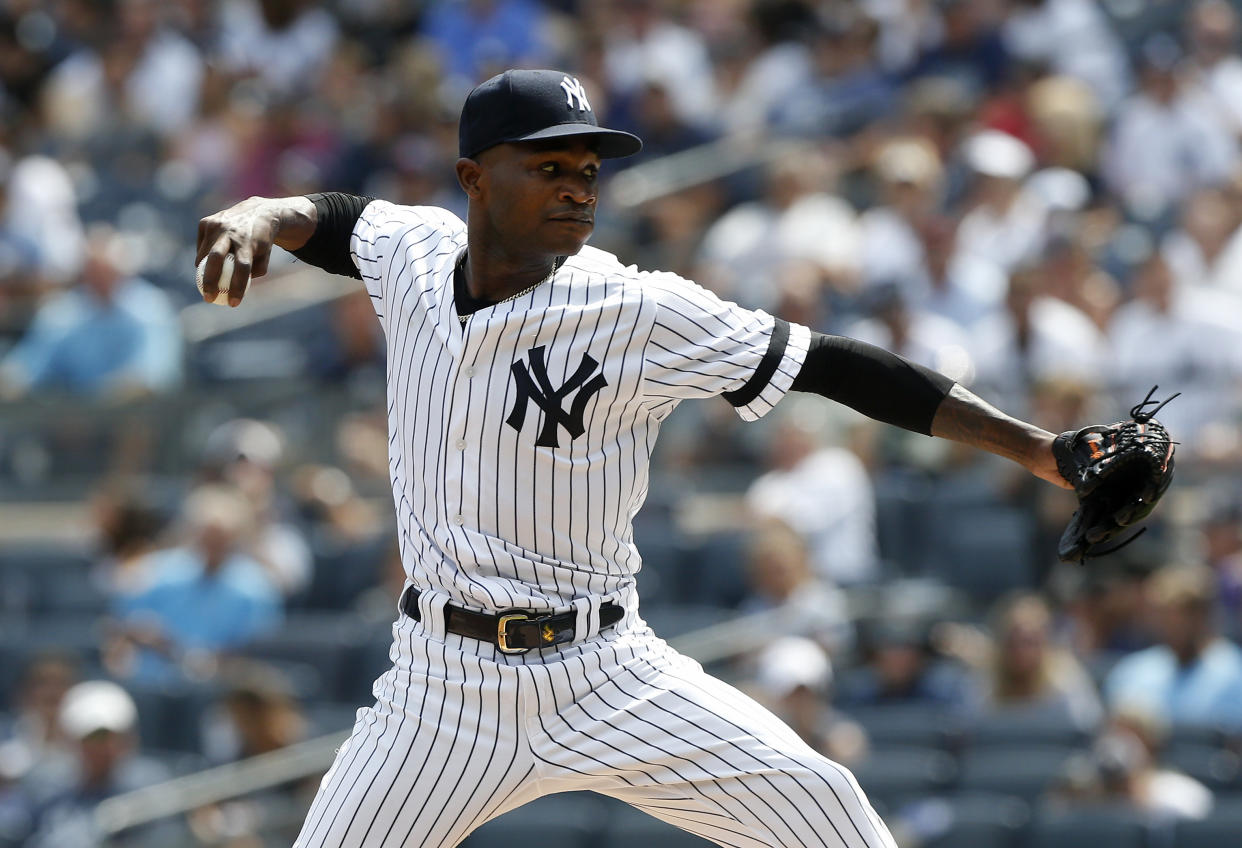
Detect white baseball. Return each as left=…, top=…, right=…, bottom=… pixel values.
left=196, top=254, right=250, bottom=306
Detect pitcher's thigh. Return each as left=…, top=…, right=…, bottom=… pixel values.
left=294, top=645, right=534, bottom=848
left=574, top=651, right=897, bottom=848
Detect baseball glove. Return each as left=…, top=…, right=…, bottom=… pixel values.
left=1052, top=386, right=1178, bottom=563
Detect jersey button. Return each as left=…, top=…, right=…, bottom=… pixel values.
left=452, top=514, right=464, bottom=526
left=464, top=367, right=476, bottom=378
left=454, top=439, right=467, bottom=450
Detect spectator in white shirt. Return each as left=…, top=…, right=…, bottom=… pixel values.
left=1105, top=33, right=1238, bottom=221
left=1185, top=0, right=1242, bottom=135
left=746, top=400, right=878, bottom=586
left=971, top=263, right=1104, bottom=415
left=955, top=130, right=1049, bottom=271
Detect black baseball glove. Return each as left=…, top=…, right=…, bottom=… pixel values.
left=1052, top=387, right=1178, bottom=562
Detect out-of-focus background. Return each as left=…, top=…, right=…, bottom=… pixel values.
left=2, top=0, right=1242, bottom=846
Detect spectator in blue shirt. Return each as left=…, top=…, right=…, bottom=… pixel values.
left=1106, top=564, right=1242, bottom=730
left=0, top=223, right=182, bottom=399
left=109, top=485, right=281, bottom=684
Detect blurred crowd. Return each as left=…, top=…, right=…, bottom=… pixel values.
left=3, top=0, right=1242, bottom=846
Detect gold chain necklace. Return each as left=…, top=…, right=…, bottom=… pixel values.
left=457, top=253, right=565, bottom=324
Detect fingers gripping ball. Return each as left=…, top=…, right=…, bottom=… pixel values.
left=1052, top=386, right=1178, bottom=562
left=196, top=254, right=250, bottom=306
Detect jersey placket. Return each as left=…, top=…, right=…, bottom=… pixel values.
left=445, top=312, right=491, bottom=538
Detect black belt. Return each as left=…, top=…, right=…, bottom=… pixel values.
left=401, top=587, right=624, bottom=654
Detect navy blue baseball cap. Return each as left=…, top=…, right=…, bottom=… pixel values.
left=458, top=69, right=643, bottom=160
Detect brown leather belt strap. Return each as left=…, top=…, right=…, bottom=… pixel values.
left=401, top=588, right=624, bottom=654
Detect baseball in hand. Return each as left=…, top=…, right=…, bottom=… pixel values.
left=196, top=254, right=250, bottom=306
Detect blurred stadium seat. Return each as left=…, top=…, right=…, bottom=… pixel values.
left=852, top=747, right=958, bottom=808
left=462, top=792, right=605, bottom=848
left=1027, top=804, right=1154, bottom=848
left=957, top=748, right=1073, bottom=802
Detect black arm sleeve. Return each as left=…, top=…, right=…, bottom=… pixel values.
left=289, top=192, right=374, bottom=279
left=790, top=332, right=955, bottom=436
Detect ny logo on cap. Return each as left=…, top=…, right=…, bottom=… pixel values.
left=559, top=76, right=592, bottom=112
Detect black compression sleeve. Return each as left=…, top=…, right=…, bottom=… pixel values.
left=289, top=192, right=373, bottom=279
left=790, top=332, right=955, bottom=435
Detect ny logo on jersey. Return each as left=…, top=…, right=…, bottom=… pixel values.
left=559, top=76, right=592, bottom=112
left=506, top=345, right=608, bottom=447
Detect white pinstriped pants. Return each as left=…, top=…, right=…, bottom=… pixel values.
left=294, top=598, right=896, bottom=848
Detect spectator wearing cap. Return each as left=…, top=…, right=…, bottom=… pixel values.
left=217, top=0, right=339, bottom=96
left=751, top=637, right=867, bottom=767
left=23, top=681, right=170, bottom=848
left=1106, top=565, right=1242, bottom=730
left=1105, top=32, right=1238, bottom=222
left=954, top=130, right=1049, bottom=271
left=202, top=418, right=312, bottom=597
left=109, top=485, right=281, bottom=685
left=0, top=223, right=182, bottom=400
left=859, top=136, right=945, bottom=289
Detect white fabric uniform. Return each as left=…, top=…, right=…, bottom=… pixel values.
left=294, top=201, right=895, bottom=848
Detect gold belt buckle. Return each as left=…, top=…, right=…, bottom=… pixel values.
left=496, top=612, right=532, bottom=654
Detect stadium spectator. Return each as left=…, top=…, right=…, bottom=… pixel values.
left=742, top=518, right=852, bottom=655
left=1001, top=0, right=1130, bottom=110
left=1185, top=0, right=1242, bottom=135
left=837, top=618, right=979, bottom=711
left=89, top=481, right=169, bottom=598
left=1104, top=32, right=1238, bottom=221
left=0, top=224, right=182, bottom=399
left=751, top=636, right=867, bottom=767
left=202, top=418, right=313, bottom=596
left=22, top=681, right=172, bottom=848
left=0, top=152, right=84, bottom=288
left=1161, top=186, right=1242, bottom=294
left=1106, top=564, right=1242, bottom=730
left=954, top=130, right=1047, bottom=271
left=1106, top=253, right=1242, bottom=445
left=970, top=262, right=1103, bottom=415
left=858, top=136, right=945, bottom=288
left=746, top=399, right=878, bottom=586
left=1051, top=708, right=1213, bottom=820
left=846, top=281, right=975, bottom=383
left=421, top=0, right=550, bottom=86
left=0, top=654, right=79, bottom=791
left=108, top=485, right=282, bottom=685
left=948, top=593, right=1103, bottom=731
left=904, top=214, right=1005, bottom=330
left=216, top=0, right=339, bottom=96
left=696, top=150, right=860, bottom=313
left=40, top=0, right=203, bottom=141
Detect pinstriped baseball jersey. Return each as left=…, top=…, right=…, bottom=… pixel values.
left=351, top=200, right=811, bottom=613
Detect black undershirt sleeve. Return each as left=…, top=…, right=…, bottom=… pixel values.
left=289, top=192, right=374, bottom=279
left=790, top=332, right=955, bottom=436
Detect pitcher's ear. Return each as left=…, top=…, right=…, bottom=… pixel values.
left=456, top=158, right=483, bottom=198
